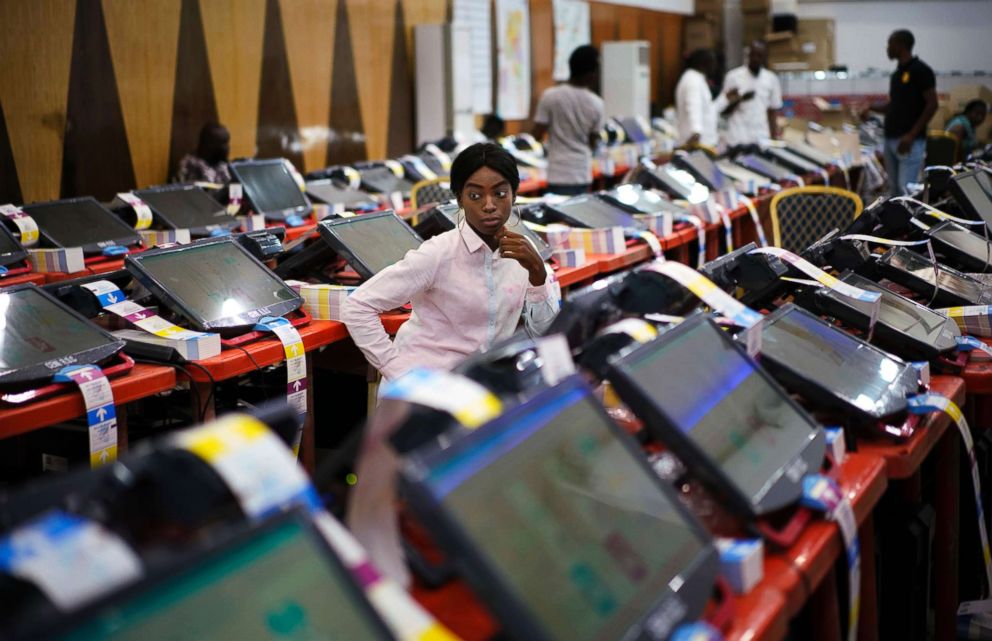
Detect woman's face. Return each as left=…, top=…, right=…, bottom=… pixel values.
left=457, top=165, right=514, bottom=238
left=969, top=107, right=988, bottom=128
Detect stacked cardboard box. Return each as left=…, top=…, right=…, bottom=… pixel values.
left=766, top=18, right=835, bottom=71
left=684, top=0, right=723, bottom=53
left=741, top=0, right=770, bottom=45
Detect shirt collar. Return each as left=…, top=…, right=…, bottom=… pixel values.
left=459, top=221, right=490, bottom=254
left=897, top=56, right=917, bottom=71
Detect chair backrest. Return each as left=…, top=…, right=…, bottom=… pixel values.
left=769, top=186, right=863, bottom=254
left=927, top=130, right=959, bottom=166
left=410, top=177, right=455, bottom=210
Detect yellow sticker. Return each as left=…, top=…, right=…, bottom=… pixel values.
left=902, top=71, right=910, bottom=83
left=418, top=623, right=461, bottom=641
left=90, top=445, right=117, bottom=467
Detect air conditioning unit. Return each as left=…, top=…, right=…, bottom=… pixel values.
left=602, top=41, right=651, bottom=120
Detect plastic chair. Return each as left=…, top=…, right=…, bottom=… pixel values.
left=410, top=177, right=455, bottom=210
left=769, top=185, right=864, bottom=254
left=926, top=130, right=960, bottom=166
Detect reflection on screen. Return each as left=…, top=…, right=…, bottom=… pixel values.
left=769, top=148, right=819, bottom=173
left=739, top=155, right=791, bottom=180
left=136, top=187, right=233, bottom=229
left=57, top=519, right=387, bottom=640
left=932, top=223, right=992, bottom=265
left=837, top=273, right=958, bottom=345
left=761, top=307, right=917, bottom=417
left=556, top=196, right=635, bottom=229
left=884, top=247, right=984, bottom=303
left=0, top=289, right=114, bottom=372
left=685, top=152, right=726, bottom=190
left=604, top=186, right=683, bottom=216
left=329, top=215, right=422, bottom=275
left=427, top=386, right=704, bottom=641
left=135, top=242, right=298, bottom=324
left=959, top=174, right=992, bottom=218
left=625, top=322, right=816, bottom=504
left=234, top=163, right=309, bottom=215
left=620, top=118, right=648, bottom=143
left=23, top=199, right=138, bottom=248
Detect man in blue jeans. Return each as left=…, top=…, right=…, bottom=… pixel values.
left=862, top=30, right=937, bottom=195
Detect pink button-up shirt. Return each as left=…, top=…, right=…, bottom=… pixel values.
left=341, top=222, right=560, bottom=381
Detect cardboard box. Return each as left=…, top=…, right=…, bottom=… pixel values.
left=742, top=10, right=769, bottom=44
left=694, top=0, right=724, bottom=14
left=767, top=18, right=834, bottom=71
left=683, top=17, right=717, bottom=52
left=741, top=0, right=770, bottom=12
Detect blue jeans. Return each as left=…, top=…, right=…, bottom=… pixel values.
left=883, top=137, right=926, bottom=196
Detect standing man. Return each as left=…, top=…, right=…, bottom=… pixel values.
left=675, top=49, right=719, bottom=149
left=531, top=45, right=605, bottom=195
left=863, top=30, right=937, bottom=195
left=718, top=41, right=783, bottom=147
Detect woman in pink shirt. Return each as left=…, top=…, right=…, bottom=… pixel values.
left=341, top=143, right=560, bottom=382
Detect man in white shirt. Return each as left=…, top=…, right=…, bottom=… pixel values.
left=675, top=49, right=719, bottom=148
left=718, top=41, right=784, bottom=147
left=532, top=45, right=606, bottom=195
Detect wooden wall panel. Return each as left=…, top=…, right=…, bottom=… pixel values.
left=200, top=0, right=266, bottom=159
left=0, top=102, right=22, bottom=204
left=327, top=0, right=367, bottom=164
left=347, top=0, right=398, bottom=160
left=257, top=0, right=303, bottom=166
left=589, top=2, right=616, bottom=47
left=280, top=0, right=337, bottom=172
left=0, top=0, right=76, bottom=203
left=615, top=5, right=639, bottom=41
left=168, top=0, right=218, bottom=181
left=659, top=13, right=683, bottom=107
left=399, top=0, right=448, bottom=80
left=529, top=0, right=553, bottom=125
left=103, top=0, right=182, bottom=188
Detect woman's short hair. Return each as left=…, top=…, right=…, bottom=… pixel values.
left=449, top=142, right=520, bottom=197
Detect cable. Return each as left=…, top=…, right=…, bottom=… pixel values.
left=183, top=360, right=218, bottom=423
left=132, top=359, right=204, bottom=424
left=232, top=344, right=272, bottom=399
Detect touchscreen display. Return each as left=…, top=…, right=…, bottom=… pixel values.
left=234, top=162, right=309, bottom=215
left=834, top=272, right=958, bottom=346
left=931, top=223, right=992, bottom=265
left=555, top=196, right=636, bottom=229
left=761, top=306, right=918, bottom=416
left=0, top=288, right=115, bottom=373
left=619, top=117, right=648, bottom=143
left=23, top=198, right=139, bottom=249
left=955, top=173, right=992, bottom=218
left=133, top=242, right=299, bottom=324
left=326, top=214, right=422, bottom=275
left=57, top=519, right=390, bottom=640
left=738, top=155, right=791, bottom=180
left=622, top=321, right=817, bottom=504
left=136, top=186, right=233, bottom=229
left=684, top=151, right=727, bottom=191
left=883, top=246, right=984, bottom=303
left=361, top=167, right=414, bottom=195
left=602, top=185, right=684, bottom=215
left=422, top=385, right=707, bottom=641
left=769, top=148, right=820, bottom=173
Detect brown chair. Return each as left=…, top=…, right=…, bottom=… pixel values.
left=769, top=185, right=863, bottom=254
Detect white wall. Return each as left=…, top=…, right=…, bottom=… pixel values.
left=793, top=1, right=992, bottom=74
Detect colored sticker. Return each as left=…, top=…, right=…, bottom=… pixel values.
left=907, top=394, right=992, bottom=594
left=227, top=183, right=243, bottom=215
left=0, top=511, right=142, bottom=610
left=174, top=414, right=319, bottom=519
left=601, top=318, right=659, bottom=344
left=80, top=280, right=210, bottom=342
left=892, top=196, right=987, bottom=227
left=734, top=192, right=768, bottom=247
left=801, top=475, right=861, bottom=641
left=52, top=365, right=118, bottom=467
left=640, top=260, right=763, bottom=356
left=380, top=368, right=502, bottom=428
left=116, top=192, right=153, bottom=230
left=535, top=334, right=576, bottom=387
left=637, top=230, right=664, bottom=259
left=0, top=203, right=39, bottom=246
left=674, top=214, right=707, bottom=269
left=255, top=316, right=308, bottom=456
left=957, top=335, right=992, bottom=361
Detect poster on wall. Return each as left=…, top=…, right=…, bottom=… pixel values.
left=496, top=0, right=532, bottom=120
left=453, top=0, right=493, bottom=113
left=552, top=0, right=591, bottom=82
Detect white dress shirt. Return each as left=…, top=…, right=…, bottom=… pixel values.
left=341, top=221, right=560, bottom=381
left=720, top=66, right=784, bottom=147
left=675, top=68, right=719, bottom=148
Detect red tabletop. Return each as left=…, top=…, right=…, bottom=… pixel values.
left=556, top=261, right=600, bottom=288
left=0, top=364, right=176, bottom=438
left=725, top=582, right=790, bottom=641
left=43, top=258, right=127, bottom=283
left=0, top=272, right=45, bottom=288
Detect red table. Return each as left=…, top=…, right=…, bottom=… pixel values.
left=42, top=257, right=127, bottom=283
left=0, top=272, right=45, bottom=288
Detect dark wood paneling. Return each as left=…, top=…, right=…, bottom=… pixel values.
left=168, top=0, right=218, bottom=182
left=529, top=0, right=554, bottom=128
left=61, top=0, right=135, bottom=200
left=257, top=0, right=304, bottom=167
left=386, top=0, right=413, bottom=158
left=589, top=2, right=616, bottom=48
left=326, top=0, right=367, bottom=165
left=0, top=101, right=23, bottom=204
left=615, top=5, right=639, bottom=41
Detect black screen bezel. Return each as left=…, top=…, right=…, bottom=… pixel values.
left=926, top=220, right=992, bottom=272
left=546, top=195, right=641, bottom=230
left=0, top=284, right=125, bottom=385
left=125, top=238, right=303, bottom=331
left=29, top=508, right=398, bottom=641
left=132, top=184, right=240, bottom=237
left=0, top=222, right=28, bottom=268
left=735, top=155, right=793, bottom=181
left=229, top=159, right=313, bottom=222
left=875, top=246, right=987, bottom=306
left=605, top=314, right=825, bottom=517
left=318, top=211, right=424, bottom=280
left=22, top=196, right=142, bottom=255
left=949, top=170, right=992, bottom=229
left=401, top=375, right=719, bottom=641
left=758, top=303, right=915, bottom=426
left=359, top=166, right=416, bottom=197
